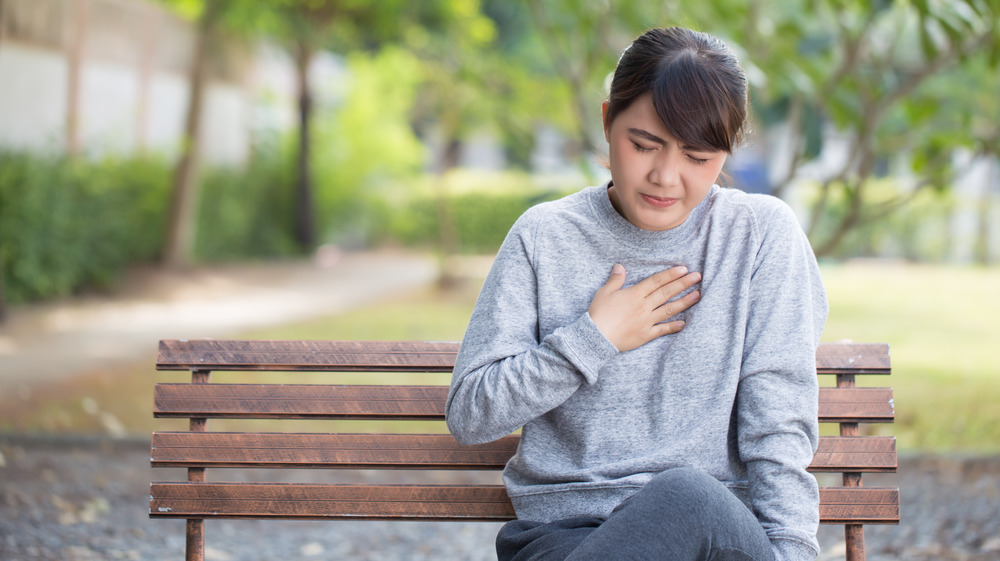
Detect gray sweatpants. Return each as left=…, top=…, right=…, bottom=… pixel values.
left=496, top=468, right=775, bottom=561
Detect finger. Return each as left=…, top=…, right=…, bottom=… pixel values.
left=597, top=264, right=627, bottom=295
left=635, top=266, right=689, bottom=297
left=654, top=290, right=701, bottom=323
left=649, top=319, right=687, bottom=338
left=648, top=271, right=702, bottom=305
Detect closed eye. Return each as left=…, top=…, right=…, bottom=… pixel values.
left=632, top=141, right=655, bottom=153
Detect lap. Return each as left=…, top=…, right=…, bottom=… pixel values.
left=497, top=468, right=774, bottom=561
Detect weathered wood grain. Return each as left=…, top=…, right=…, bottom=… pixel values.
left=157, top=340, right=890, bottom=374
left=151, top=433, right=896, bottom=473
left=155, top=384, right=894, bottom=423
left=149, top=482, right=899, bottom=524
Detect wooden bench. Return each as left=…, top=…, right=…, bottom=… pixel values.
left=150, top=339, right=899, bottom=561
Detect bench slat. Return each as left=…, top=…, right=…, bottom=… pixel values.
left=157, top=340, right=890, bottom=375
left=151, top=433, right=520, bottom=470
left=151, top=433, right=896, bottom=472
left=810, top=436, right=897, bottom=472
left=154, top=384, right=446, bottom=420
left=818, top=387, right=894, bottom=423
left=154, top=384, right=894, bottom=423
left=148, top=482, right=899, bottom=524
left=150, top=483, right=515, bottom=521
left=157, top=340, right=459, bottom=372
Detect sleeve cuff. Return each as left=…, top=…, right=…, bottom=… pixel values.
left=770, top=537, right=820, bottom=561
left=542, top=312, right=619, bottom=385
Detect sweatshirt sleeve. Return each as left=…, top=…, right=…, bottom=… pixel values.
left=736, top=199, right=828, bottom=561
left=445, top=209, right=619, bottom=445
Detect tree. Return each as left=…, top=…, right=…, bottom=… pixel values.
left=751, top=0, right=1000, bottom=256
left=261, top=0, right=485, bottom=252
left=160, top=0, right=235, bottom=267
left=520, top=0, right=1000, bottom=257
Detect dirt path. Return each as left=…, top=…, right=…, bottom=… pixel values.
left=0, top=250, right=437, bottom=397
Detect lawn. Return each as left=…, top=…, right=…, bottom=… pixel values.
left=3, top=260, right=998, bottom=453
left=818, top=261, right=1000, bottom=452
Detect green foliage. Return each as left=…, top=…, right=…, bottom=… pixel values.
left=375, top=170, right=575, bottom=253
left=0, top=151, right=170, bottom=303
left=0, top=149, right=304, bottom=304
left=798, top=178, right=955, bottom=262
left=194, top=152, right=300, bottom=261
left=310, top=48, right=427, bottom=245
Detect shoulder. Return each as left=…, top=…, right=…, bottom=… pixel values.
left=499, top=185, right=601, bottom=256
left=522, top=186, right=597, bottom=219
left=709, top=188, right=804, bottom=238
left=711, top=188, right=797, bottom=221
left=510, top=186, right=601, bottom=234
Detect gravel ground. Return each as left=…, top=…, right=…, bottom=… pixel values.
left=1, top=436, right=998, bottom=561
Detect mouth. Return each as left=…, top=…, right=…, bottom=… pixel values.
left=640, top=193, right=678, bottom=208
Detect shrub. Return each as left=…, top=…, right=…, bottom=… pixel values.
left=0, top=149, right=301, bottom=304
left=375, top=170, right=577, bottom=253
left=0, top=151, right=169, bottom=303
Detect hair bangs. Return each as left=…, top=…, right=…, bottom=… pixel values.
left=651, top=53, right=738, bottom=154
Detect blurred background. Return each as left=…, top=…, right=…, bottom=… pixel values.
left=0, top=0, right=998, bottom=559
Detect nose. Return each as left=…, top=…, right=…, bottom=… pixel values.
left=648, top=152, right=680, bottom=186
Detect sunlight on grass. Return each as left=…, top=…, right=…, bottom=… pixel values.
left=819, top=261, right=1000, bottom=452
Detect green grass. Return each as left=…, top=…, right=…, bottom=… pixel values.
left=3, top=260, right=998, bottom=452
left=819, top=261, right=1000, bottom=452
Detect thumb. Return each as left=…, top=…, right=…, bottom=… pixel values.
left=601, top=264, right=626, bottom=292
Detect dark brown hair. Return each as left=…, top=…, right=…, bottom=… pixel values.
left=605, top=27, right=749, bottom=154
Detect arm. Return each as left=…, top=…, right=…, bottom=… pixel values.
left=446, top=210, right=701, bottom=445
left=737, top=201, right=828, bottom=561
left=445, top=212, right=612, bottom=444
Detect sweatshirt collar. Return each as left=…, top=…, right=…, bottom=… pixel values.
left=591, top=180, right=717, bottom=249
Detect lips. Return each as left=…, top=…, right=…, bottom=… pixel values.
left=640, top=193, right=678, bottom=208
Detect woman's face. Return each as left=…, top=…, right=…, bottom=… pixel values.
left=603, top=94, right=728, bottom=231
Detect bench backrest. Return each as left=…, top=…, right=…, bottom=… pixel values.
left=150, top=340, right=898, bottom=561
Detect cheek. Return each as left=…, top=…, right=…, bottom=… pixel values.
left=692, top=161, right=725, bottom=186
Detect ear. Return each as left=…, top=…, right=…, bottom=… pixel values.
left=602, top=101, right=611, bottom=143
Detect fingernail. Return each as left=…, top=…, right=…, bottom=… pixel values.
left=612, top=264, right=625, bottom=275
left=691, top=291, right=701, bottom=301
left=677, top=266, right=688, bottom=275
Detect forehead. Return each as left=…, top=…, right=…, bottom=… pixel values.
left=611, top=94, right=667, bottom=132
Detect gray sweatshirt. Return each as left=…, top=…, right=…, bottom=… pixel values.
left=446, top=183, right=828, bottom=561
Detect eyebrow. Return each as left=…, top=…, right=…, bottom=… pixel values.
left=628, top=128, right=666, bottom=145
left=628, top=127, right=714, bottom=152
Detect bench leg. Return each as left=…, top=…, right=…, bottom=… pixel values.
left=186, top=519, right=204, bottom=561
left=845, top=524, right=864, bottom=561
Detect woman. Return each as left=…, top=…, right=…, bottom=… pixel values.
left=446, top=27, right=827, bottom=561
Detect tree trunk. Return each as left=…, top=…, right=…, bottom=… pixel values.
left=435, top=132, right=462, bottom=288
left=293, top=44, right=316, bottom=250
left=0, top=245, right=7, bottom=323
left=162, top=3, right=220, bottom=268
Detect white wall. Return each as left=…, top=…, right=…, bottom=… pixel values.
left=0, top=43, right=69, bottom=152
left=0, top=0, right=257, bottom=165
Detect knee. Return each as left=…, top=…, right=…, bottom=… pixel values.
left=618, top=467, right=735, bottom=522
left=649, top=467, right=725, bottom=503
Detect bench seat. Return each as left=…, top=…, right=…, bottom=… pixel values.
left=151, top=340, right=898, bottom=561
